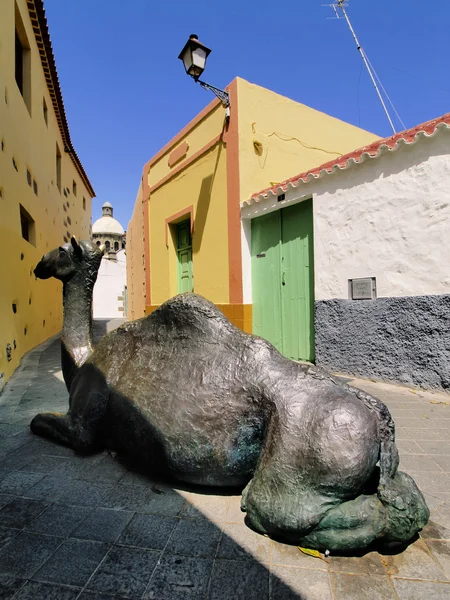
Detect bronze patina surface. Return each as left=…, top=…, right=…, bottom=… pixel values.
left=31, top=237, right=429, bottom=552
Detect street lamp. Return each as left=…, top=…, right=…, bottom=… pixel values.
left=178, top=34, right=230, bottom=109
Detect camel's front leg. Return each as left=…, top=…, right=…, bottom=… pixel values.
left=30, top=364, right=109, bottom=455
left=30, top=412, right=74, bottom=448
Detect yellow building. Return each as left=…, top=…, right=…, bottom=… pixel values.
left=127, top=77, right=379, bottom=330
left=0, top=0, right=94, bottom=391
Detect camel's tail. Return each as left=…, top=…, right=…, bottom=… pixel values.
left=353, top=387, right=399, bottom=487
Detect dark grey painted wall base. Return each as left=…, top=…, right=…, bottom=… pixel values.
left=315, top=294, right=450, bottom=391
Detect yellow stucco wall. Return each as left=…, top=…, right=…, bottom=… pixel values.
left=0, top=0, right=93, bottom=389
left=147, top=102, right=226, bottom=190
left=126, top=184, right=146, bottom=319
left=236, top=78, right=380, bottom=201
left=128, top=77, right=381, bottom=322
left=142, top=101, right=230, bottom=307
left=149, top=140, right=229, bottom=305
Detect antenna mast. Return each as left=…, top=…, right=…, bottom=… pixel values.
left=326, top=1, right=397, bottom=134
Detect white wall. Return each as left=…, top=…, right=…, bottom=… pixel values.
left=242, top=127, right=450, bottom=301
left=93, top=251, right=127, bottom=318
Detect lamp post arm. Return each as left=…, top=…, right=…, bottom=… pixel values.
left=197, top=80, right=230, bottom=107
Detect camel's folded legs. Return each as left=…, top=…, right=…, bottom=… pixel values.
left=30, top=412, right=73, bottom=448
left=30, top=365, right=109, bottom=455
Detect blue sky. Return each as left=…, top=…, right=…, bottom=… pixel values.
left=44, top=0, right=450, bottom=229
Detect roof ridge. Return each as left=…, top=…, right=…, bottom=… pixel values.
left=27, top=0, right=95, bottom=197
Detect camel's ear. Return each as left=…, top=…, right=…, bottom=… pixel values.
left=71, top=236, right=82, bottom=257
left=99, top=243, right=106, bottom=255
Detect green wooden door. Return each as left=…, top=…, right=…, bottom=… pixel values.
left=251, top=211, right=282, bottom=350
left=177, top=220, right=193, bottom=293
left=280, top=201, right=315, bottom=361
left=251, top=200, right=314, bottom=361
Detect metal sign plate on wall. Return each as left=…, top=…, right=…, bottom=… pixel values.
left=349, top=277, right=377, bottom=300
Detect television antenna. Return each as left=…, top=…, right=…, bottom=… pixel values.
left=323, top=1, right=402, bottom=134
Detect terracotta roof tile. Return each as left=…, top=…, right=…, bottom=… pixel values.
left=246, top=113, right=450, bottom=205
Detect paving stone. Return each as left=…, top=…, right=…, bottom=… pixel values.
left=433, top=455, right=450, bottom=472
left=143, top=554, right=213, bottom=600
left=0, top=531, right=61, bottom=577
left=0, top=447, right=37, bottom=471
left=183, top=493, right=230, bottom=521
left=0, top=526, right=20, bottom=550
left=72, top=507, right=133, bottom=542
left=396, top=440, right=425, bottom=454
left=0, top=494, right=13, bottom=510
left=19, top=455, right=69, bottom=473
left=217, top=522, right=270, bottom=564
left=389, top=409, right=415, bottom=418
left=401, top=428, right=446, bottom=441
left=40, top=443, right=80, bottom=457
left=382, top=538, right=448, bottom=581
left=26, top=503, right=92, bottom=537
left=421, top=519, right=450, bottom=541
left=423, top=493, right=445, bottom=515
left=208, top=558, right=269, bottom=600
left=81, top=454, right=128, bottom=483
left=224, top=495, right=245, bottom=523
left=0, top=423, right=29, bottom=437
left=58, top=480, right=113, bottom=507
left=118, top=513, right=177, bottom=550
left=271, top=539, right=328, bottom=570
left=33, top=537, right=109, bottom=587
left=0, top=435, right=32, bottom=456
left=392, top=578, right=450, bottom=599
left=0, top=497, right=48, bottom=528
left=0, top=471, right=45, bottom=495
left=12, top=580, right=81, bottom=599
left=51, top=456, right=99, bottom=479
left=78, top=592, right=131, bottom=600
left=0, top=573, right=25, bottom=599
left=165, top=517, right=221, bottom=558
left=140, top=488, right=186, bottom=517
left=328, top=551, right=387, bottom=575
left=119, top=469, right=155, bottom=488
left=271, top=564, right=333, bottom=600
left=410, top=472, right=450, bottom=495
left=418, top=441, right=450, bottom=455
left=330, top=573, right=397, bottom=599
left=423, top=502, right=450, bottom=540
left=395, top=418, right=432, bottom=429
left=400, top=455, right=443, bottom=472
left=425, top=540, right=450, bottom=579
left=95, top=482, right=153, bottom=512
left=21, top=474, right=71, bottom=501
left=87, top=546, right=160, bottom=597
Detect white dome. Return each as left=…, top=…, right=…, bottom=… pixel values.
left=92, top=216, right=124, bottom=235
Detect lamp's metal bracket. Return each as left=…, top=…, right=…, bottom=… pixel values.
left=197, top=80, right=230, bottom=107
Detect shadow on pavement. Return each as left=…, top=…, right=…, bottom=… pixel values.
left=0, top=328, right=316, bottom=599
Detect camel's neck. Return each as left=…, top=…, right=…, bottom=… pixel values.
left=61, top=270, right=95, bottom=391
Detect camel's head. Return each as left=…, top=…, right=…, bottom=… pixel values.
left=34, top=236, right=105, bottom=282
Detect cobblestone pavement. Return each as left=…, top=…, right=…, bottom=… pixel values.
left=0, top=321, right=449, bottom=599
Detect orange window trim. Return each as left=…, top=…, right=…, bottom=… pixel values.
left=165, top=206, right=194, bottom=247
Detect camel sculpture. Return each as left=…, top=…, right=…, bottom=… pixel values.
left=31, top=237, right=429, bottom=552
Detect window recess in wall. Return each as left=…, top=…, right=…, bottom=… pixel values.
left=43, top=97, right=48, bottom=125
left=56, top=143, right=61, bottom=191
left=19, top=204, right=35, bottom=245
left=15, top=4, right=31, bottom=114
